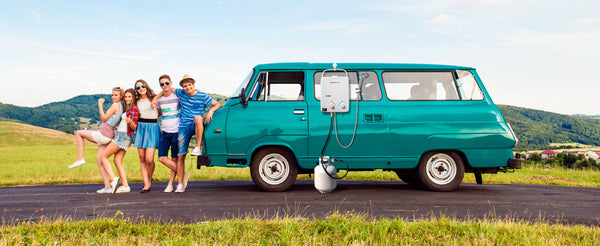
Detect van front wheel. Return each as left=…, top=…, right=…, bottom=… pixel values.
left=417, top=151, right=464, bottom=191
left=250, top=147, right=298, bottom=192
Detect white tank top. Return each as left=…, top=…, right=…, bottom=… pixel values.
left=117, top=113, right=128, bottom=132
left=137, top=99, right=158, bottom=119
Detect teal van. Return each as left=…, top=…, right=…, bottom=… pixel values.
left=198, top=63, right=520, bottom=192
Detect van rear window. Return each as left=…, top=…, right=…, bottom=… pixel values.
left=382, top=72, right=460, bottom=101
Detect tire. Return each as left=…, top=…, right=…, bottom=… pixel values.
left=417, top=151, right=464, bottom=191
left=394, top=170, right=421, bottom=185
left=250, top=147, right=298, bottom=192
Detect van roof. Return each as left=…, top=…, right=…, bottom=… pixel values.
left=253, top=62, right=474, bottom=70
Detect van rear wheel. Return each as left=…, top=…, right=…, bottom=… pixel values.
left=250, top=147, right=298, bottom=192
left=417, top=151, right=464, bottom=191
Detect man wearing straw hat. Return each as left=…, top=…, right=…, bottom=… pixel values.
left=153, top=74, right=222, bottom=193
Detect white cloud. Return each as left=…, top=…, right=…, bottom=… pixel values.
left=426, top=14, right=456, bottom=24
left=0, top=38, right=158, bottom=61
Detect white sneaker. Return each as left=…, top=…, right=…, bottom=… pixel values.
left=190, top=147, right=202, bottom=156
left=175, top=184, right=185, bottom=193
left=110, top=177, right=120, bottom=194
left=96, top=188, right=112, bottom=194
left=69, top=159, right=86, bottom=168
left=183, top=171, right=190, bottom=188
left=115, top=186, right=130, bottom=193
left=164, top=184, right=173, bottom=193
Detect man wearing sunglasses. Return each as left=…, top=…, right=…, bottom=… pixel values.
left=155, top=75, right=187, bottom=193
left=152, top=74, right=222, bottom=193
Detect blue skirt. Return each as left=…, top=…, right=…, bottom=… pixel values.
left=134, top=122, right=159, bottom=148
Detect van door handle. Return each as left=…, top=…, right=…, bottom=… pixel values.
left=293, top=109, right=305, bottom=115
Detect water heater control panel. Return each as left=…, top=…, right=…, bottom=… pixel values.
left=321, top=75, right=350, bottom=113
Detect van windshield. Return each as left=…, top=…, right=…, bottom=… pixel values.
left=230, top=70, right=254, bottom=98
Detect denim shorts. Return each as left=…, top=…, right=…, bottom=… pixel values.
left=158, top=131, right=178, bottom=158
left=177, top=125, right=196, bottom=156
left=113, top=131, right=132, bottom=151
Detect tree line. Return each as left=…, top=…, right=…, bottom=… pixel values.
left=1, top=98, right=599, bottom=151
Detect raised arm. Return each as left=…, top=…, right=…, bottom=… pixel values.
left=98, top=99, right=119, bottom=122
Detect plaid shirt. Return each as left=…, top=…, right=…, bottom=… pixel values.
left=126, top=107, right=139, bottom=136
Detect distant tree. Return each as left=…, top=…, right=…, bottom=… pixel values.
left=561, top=154, right=578, bottom=168
left=529, top=152, right=542, bottom=162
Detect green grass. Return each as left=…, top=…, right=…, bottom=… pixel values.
left=2, top=121, right=600, bottom=244
left=2, top=144, right=600, bottom=188
left=1, top=213, right=598, bottom=245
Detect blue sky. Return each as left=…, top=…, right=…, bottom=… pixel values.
left=1, top=0, right=599, bottom=115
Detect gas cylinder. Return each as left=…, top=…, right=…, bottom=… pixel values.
left=314, top=162, right=337, bottom=194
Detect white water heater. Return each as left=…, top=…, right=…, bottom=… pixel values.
left=321, top=69, right=350, bottom=113
left=314, top=156, right=337, bottom=193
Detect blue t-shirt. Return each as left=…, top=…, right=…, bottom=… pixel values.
left=175, top=88, right=214, bottom=128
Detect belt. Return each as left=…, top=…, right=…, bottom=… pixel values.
left=138, top=118, right=158, bottom=123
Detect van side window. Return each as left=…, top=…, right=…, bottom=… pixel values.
left=249, top=72, right=305, bottom=101
left=314, top=71, right=381, bottom=101
left=382, top=72, right=459, bottom=101
left=456, top=70, right=484, bottom=100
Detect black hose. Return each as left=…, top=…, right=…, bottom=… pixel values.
left=319, top=113, right=349, bottom=179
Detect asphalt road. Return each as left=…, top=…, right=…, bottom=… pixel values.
left=1, top=180, right=599, bottom=225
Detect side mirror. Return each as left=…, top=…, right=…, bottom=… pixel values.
left=240, top=87, right=247, bottom=108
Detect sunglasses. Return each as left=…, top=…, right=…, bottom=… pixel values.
left=160, top=81, right=170, bottom=86
left=136, top=84, right=146, bottom=90
left=113, top=87, right=121, bottom=90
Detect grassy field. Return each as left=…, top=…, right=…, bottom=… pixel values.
left=3, top=144, right=600, bottom=188
left=2, top=121, right=600, bottom=244
left=2, top=213, right=599, bottom=245
left=1, top=120, right=600, bottom=188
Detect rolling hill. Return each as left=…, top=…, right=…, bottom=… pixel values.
left=498, top=105, right=600, bottom=150
left=0, top=121, right=74, bottom=147
left=1, top=95, right=599, bottom=151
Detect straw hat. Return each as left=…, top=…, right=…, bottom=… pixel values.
left=180, top=74, right=196, bottom=86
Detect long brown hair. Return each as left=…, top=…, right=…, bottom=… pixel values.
left=123, top=88, right=138, bottom=112
left=134, top=79, right=156, bottom=100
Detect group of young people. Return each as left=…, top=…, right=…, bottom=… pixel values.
left=68, top=74, right=222, bottom=194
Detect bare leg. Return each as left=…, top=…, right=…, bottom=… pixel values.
left=75, top=130, right=97, bottom=161
left=177, top=155, right=186, bottom=186
left=145, top=148, right=156, bottom=185
left=138, top=148, right=151, bottom=190
left=114, top=149, right=129, bottom=188
left=169, top=157, right=177, bottom=186
left=97, top=144, right=111, bottom=189
left=100, top=142, right=121, bottom=181
left=159, top=156, right=178, bottom=186
left=194, top=116, right=204, bottom=149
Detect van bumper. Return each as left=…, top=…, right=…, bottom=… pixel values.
left=197, top=156, right=211, bottom=169
left=508, top=158, right=522, bottom=169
